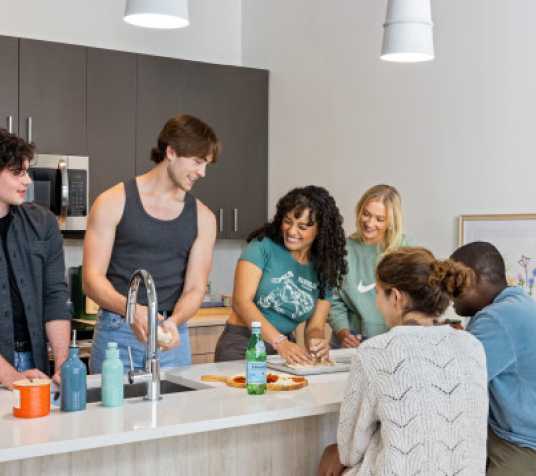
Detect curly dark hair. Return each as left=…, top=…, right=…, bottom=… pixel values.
left=248, top=185, right=347, bottom=297
left=0, top=128, right=35, bottom=172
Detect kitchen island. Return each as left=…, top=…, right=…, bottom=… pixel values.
left=0, top=360, right=348, bottom=476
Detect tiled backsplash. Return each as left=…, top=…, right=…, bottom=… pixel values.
left=63, top=239, right=245, bottom=296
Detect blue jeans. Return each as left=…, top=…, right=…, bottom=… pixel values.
left=89, top=310, right=192, bottom=374
left=14, top=351, right=35, bottom=371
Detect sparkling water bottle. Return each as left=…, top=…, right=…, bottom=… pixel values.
left=246, top=321, right=267, bottom=395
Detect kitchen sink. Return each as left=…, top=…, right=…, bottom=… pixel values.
left=86, top=379, right=197, bottom=403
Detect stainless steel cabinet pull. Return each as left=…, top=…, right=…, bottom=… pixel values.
left=7, top=116, right=13, bottom=134
left=233, top=208, right=239, bottom=233
left=218, top=209, right=224, bottom=234
left=58, top=159, right=70, bottom=224
left=27, top=117, right=33, bottom=143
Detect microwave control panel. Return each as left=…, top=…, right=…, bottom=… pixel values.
left=68, top=169, right=87, bottom=217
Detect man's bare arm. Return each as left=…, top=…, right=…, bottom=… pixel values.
left=82, top=184, right=127, bottom=316
left=169, top=200, right=217, bottom=326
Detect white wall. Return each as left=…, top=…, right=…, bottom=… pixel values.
left=0, top=0, right=242, bottom=64
left=242, top=0, right=536, bottom=258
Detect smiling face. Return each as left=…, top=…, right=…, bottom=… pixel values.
left=280, top=208, right=319, bottom=256
left=0, top=160, right=32, bottom=214
left=166, top=146, right=212, bottom=192
left=359, top=199, right=387, bottom=245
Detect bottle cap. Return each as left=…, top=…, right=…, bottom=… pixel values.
left=70, top=330, right=78, bottom=348
left=107, top=342, right=118, bottom=349
left=251, top=321, right=261, bottom=328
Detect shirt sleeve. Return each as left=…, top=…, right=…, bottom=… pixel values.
left=239, top=238, right=270, bottom=271
left=337, top=351, right=379, bottom=468
left=328, top=288, right=351, bottom=334
left=467, top=311, right=516, bottom=381
left=43, top=212, right=70, bottom=322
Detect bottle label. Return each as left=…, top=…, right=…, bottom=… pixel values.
left=246, top=362, right=266, bottom=385
left=12, top=389, right=21, bottom=409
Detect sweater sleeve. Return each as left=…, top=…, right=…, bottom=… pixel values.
left=328, top=288, right=351, bottom=334
left=337, top=352, right=379, bottom=468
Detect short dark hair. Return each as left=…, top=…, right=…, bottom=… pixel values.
left=151, top=114, right=220, bottom=164
left=450, top=241, right=507, bottom=286
left=0, top=129, right=35, bottom=172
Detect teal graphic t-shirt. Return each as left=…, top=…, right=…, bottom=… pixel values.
left=240, top=237, right=322, bottom=335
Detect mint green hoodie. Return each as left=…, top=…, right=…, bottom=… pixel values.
left=328, top=238, right=406, bottom=338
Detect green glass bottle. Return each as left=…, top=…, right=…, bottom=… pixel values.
left=246, top=321, right=267, bottom=395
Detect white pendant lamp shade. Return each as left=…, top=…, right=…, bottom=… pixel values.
left=124, top=0, right=189, bottom=29
left=381, top=0, right=434, bottom=63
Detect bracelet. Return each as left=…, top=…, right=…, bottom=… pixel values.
left=271, top=334, right=288, bottom=350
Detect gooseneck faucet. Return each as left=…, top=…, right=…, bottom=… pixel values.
left=125, top=269, right=161, bottom=401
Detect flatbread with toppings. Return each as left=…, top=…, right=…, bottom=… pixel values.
left=201, top=373, right=308, bottom=391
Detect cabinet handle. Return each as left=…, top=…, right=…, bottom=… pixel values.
left=27, top=117, right=33, bottom=143
left=218, top=209, right=224, bottom=234
left=233, top=208, right=239, bottom=233
left=7, top=116, right=13, bottom=134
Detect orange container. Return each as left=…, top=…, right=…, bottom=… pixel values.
left=12, top=378, right=51, bottom=418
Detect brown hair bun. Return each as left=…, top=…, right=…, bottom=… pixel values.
left=429, top=260, right=474, bottom=298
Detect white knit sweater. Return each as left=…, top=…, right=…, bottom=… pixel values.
left=337, top=325, right=488, bottom=476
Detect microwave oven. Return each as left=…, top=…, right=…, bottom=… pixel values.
left=25, top=154, right=89, bottom=231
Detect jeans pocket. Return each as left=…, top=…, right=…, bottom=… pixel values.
left=97, top=311, right=124, bottom=331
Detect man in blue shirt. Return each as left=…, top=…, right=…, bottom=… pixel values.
left=451, top=241, right=536, bottom=476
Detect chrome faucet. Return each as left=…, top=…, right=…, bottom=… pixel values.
left=125, top=269, right=161, bottom=401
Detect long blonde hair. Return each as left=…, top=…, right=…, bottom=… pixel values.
left=350, top=184, right=403, bottom=254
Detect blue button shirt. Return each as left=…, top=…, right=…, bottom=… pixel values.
left=467, top=286, right=536, bottom=449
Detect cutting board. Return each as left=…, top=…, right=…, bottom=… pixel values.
left=267, top=351, right=353, bottom=376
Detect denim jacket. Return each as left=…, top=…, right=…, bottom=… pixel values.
left=0, top=203, right=70, bottom=373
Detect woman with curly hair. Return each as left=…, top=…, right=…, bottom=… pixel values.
left=329, top=184, right=407, bottom=348
left=214, top=185, right=347, bottom=364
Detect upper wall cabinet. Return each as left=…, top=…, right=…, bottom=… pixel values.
left=135, top=54, right=181, bottom=175
left=177, top=61, right=268, bottom=239
left=19, top=39, right=87, bottom=155
left=87, top=48, right=137, bottom=202
left=0, top=36, right=19, bottom=135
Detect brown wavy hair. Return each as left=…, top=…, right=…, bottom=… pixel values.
left=150, top=114, right=221, bottom=164
left=377, top=247, right=474, bottom=317
left=0, top=129, right=35, bottom=172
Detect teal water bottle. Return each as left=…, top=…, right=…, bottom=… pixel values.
left=101, top=342, right=124, bottom=407
left=246, top=321, right=267, bottom=395
left=61, top=330, right=87, bottom=412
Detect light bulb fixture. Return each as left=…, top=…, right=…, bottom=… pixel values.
left=124, top=0, right=189, bottom=29
left=381, top=0, right=434, bottom=63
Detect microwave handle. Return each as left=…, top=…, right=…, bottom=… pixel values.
left=58, top=159, right=69, bottom=220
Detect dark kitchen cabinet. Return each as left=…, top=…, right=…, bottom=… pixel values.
left=0, top=36, right=19, bottom=135
left=87, top=48, right=137, bottom=202
left=177, top=61, right=268, bottom=239
left=19, top=39, right=87, bottom=155
left=135, top=54, right=181, bottom=175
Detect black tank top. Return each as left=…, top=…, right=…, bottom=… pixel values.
left=106, top=178, right=198, bottom=311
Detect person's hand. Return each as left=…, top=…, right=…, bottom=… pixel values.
left=277, top=340, right=314, bottom=365
left=158, top=319, right=181, bottom=351
left=1, top=368, right=49, bottom=390
left=308, top=338, right=330, bottom=361
left=130, top=304, right=165, bottom=342
left=318, top=443, right=345, bottom=476
left=337, top=329, right=361, bottom=348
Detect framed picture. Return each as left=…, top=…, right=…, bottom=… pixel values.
left=458, top=214, right=536, bottom=298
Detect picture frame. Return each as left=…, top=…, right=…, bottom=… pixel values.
left=458, top=214, right=536, bottom=298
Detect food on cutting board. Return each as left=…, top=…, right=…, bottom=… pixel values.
left=200, top=373, right=308, bottom=391
left=287, top=358, right=336, bottom=370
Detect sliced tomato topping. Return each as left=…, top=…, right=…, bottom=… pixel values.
left=267, top=374, right=279, bottom=383
left=234, top=376, right=246, bottom=384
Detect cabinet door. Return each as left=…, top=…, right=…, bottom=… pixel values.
left=87, top=48, right=136, bottom=203
left=19, top=39, right=87, bottom=155
left=0, top=36, right=19, bottom=135
left=135, top=54, right=180, bottom=175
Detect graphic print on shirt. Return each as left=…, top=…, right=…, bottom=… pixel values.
left=357, top=280, right=376, bottom=293
left=258, top=271, right=315, bottom=320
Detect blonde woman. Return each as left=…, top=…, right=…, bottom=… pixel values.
left=328, top=184, right=406, bottom=347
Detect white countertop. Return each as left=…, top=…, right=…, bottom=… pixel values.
left=0, top=358, right=351, bottom=463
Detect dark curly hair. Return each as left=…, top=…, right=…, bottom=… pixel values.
left=248, top=185, right=347, bottom=297
left=0, top=128, right=35, bottom=172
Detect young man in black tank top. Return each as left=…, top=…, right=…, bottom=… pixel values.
left=84, top=115, right=220, bottom=373
left=0, top=129, right=70, bottom=388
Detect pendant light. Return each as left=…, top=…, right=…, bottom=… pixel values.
left=381, top=0, right=434, bottom=63
left=124, top=0, right=189, bottom=29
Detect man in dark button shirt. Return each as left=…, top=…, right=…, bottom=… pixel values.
left=0, top=129, right=70, bottom=389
